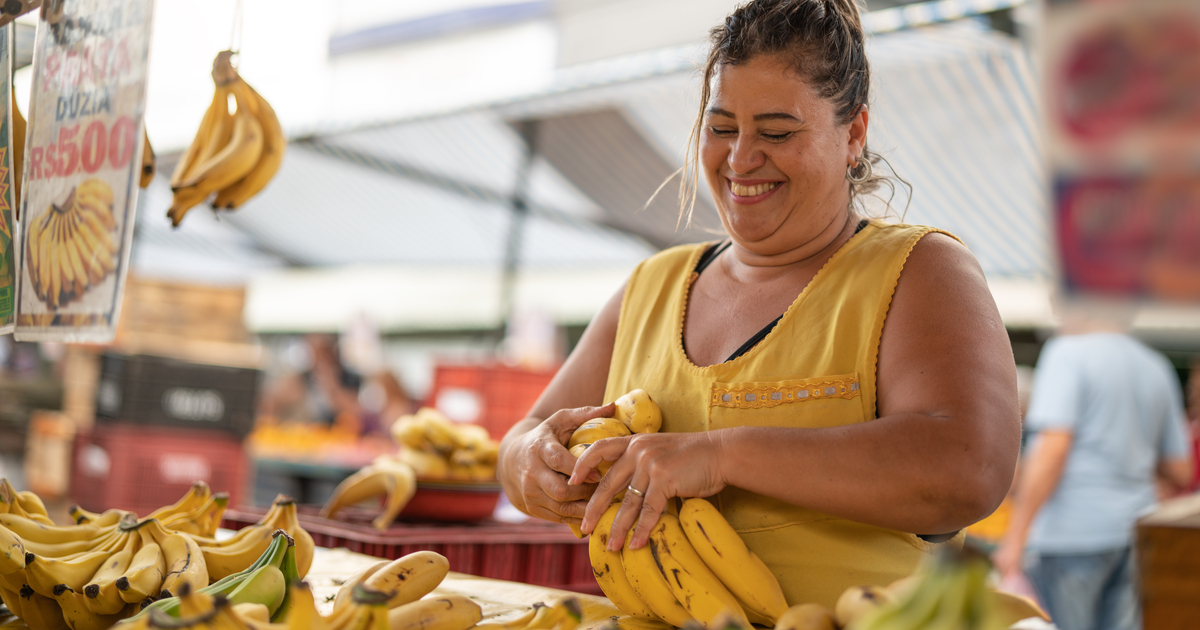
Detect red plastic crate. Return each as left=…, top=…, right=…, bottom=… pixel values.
left=70, top=422, right=247, bottom=515
left=428, top=363, right=557, bottom=440
left=221, top=506, right=600, bottom=595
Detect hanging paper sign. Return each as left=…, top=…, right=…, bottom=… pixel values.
left=0, top=23, right=13, bottom=334
left=14, top=0, right=154, bottom=341
left=1046, top=0, right=1200, bottom=303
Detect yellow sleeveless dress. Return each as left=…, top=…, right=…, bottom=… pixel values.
left=603, top=221, right=962, bottom=608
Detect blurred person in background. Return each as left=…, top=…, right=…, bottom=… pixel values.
left=992, top=304, right=1194, bottom=630
left=1188, top=358, right=1200, bottom=493
left=259, top=334, right=363, bottom=429
left=499, top=0, right=1020, bottom=608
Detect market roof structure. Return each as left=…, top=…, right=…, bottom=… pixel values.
left=133, top=17, right=1055, bottom=332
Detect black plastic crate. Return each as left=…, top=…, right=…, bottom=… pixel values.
left=95, top=353, right=261, bottom=437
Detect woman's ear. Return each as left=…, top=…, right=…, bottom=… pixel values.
left=847, top=106, right=869, bottom=165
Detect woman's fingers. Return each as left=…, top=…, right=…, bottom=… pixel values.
left=605, top=470, right=665, bottom=551
left=579, top=441, right=637, bottom=534
left=569, top=436, right=629, bottom=485
left=547, top=403, right=617, bottom=444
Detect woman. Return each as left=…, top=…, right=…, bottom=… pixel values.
left=498, top=0, right=1020, bottom=608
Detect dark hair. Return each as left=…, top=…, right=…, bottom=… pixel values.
left=678, top=0, right=904, bottom=223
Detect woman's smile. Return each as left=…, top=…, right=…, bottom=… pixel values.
left=727, top=179, right=784, bottom=204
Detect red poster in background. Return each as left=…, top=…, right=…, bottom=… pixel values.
left=14, top=1, right=155, bottom=341
left=1047, top=0, right=1200, bottom=304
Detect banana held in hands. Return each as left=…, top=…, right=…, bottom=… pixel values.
left=588, top=504, right=659, bottom=622
left=568, top=417, right=631, bottom=450
left=621, top=525, right=693, bottom=627
left=679, top=498, right=788, bottom=625
left=645, top=514, right=750, bottom=630
left=614, top=390, right=662, bottom=434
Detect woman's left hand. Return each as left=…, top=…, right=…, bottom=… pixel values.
left=570, top=431, right=727, bottom=550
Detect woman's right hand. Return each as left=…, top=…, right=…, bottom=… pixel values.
left=498, top=403, right=616, bottom=527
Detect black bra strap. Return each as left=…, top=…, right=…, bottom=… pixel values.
left=694, top=240, right=733, bottom=274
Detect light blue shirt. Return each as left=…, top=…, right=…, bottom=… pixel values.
left=1025, top=333, right=1190, bottom=554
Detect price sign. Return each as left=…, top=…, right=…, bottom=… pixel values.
left=14, top=0, right=155, bottom=341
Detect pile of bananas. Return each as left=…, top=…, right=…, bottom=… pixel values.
left=477, top=597, right=583, bottom=630
left=390, top=407, right=500, bottom=481
left=567, top=389, right=662, bottom=537
left=0, top=482, right=314, bottom=630
left=321, top=408, right=500, bottom=531
left=168, top=50, right=285, bottom=227
left=25, top=179, right=117, bottom=309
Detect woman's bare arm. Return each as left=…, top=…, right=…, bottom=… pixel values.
left=496, top=283, right=626, bottom=523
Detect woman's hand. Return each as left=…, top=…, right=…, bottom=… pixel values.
left=498, top=404, right=615, bottom=527
left=570, top=431, right=727, bottom=550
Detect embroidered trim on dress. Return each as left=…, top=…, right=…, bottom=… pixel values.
left=710, top=374, right=861, bottom=409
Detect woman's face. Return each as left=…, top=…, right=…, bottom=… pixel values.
left=700, top=54, right=867, bottom=256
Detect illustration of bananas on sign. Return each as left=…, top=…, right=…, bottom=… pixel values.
left=25, top=178, right=118, bottom=309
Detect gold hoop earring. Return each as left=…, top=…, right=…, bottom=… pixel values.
left=846, top=156, right=872, bottom=185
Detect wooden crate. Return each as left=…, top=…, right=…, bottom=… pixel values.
left=1137, top=493, right=1200, bottom=629
left=109, top=276, right=262, bottom=369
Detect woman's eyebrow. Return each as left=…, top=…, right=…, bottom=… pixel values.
left=704, top=107, right=801, bottom=123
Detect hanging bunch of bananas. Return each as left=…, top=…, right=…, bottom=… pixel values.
left=567, top=389, right=663, bottom=538
left=24, top=178, right=118, bottom=309
left=589, top=498, right=787, bottom=630
left=0, top=483, right=315, bottom=630
left=168, top=50, right=286, bottom=227
left=390, top=407, right=500, bottom=481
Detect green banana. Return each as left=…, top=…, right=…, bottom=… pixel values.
left=124, top=529, right=292, bottom=622
left=269, top=543, right=300, bottom=622
left=227, top=565, right=286, bottom=617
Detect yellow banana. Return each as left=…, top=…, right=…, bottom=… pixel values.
left=25, top=543, right=126, bottom=599
left=140, top=129, right=155, bottom=189
left=773, top=604, right=836, bottom=630
left=272, top=500, right=313, bottom=580
left=568, top=417, right=631, bottom=450
left=621, top=525, right=692, bottom=627
left=162, top=492, right=229, bottom=538
left=833, top=586, right=893, bottom=629
left=644, top=514, right=749, bottom=629
left=321, top=461, right=416, bottom=531
left=77, top=179, right=114, bottom=207
left=16, top=589, right=70, bottom=630
left=54, top=584, right=137, bottom=630
left=232, top=601, right=272, bottom=623
left=331, top=560, right=389, bottom=614
left=613, top=390, right=662, bottom=434
left=990, top=590, right=1049, bottom=625
left=678, top=499, right=787, bottom=624
left=166, top=182, right=212, bottom=227
left=0, top=524, right=26, bottom=575
left=213, top=79, right=285, bottom=210
left=362, top=550, right=448, bottom=608
left=147, top=482, right=212, bottom=522
left=15, top=491, right=50, bottom=520
left=83, top=532, right=138, bottom=615
left=0, top=583, right=23, bottom=618
left=588, top=504, right=659, bottom=621
left=177, top=107, right=263, bottom=194
left=279, top=582, right=319, bottom=630
left=171, top=80, right=228, bottom=188
left=154, top=526, right=209, bottom=596
left=116, top=530, right=166, bottom=604
left=396, top=448, right=450, bottom=479
left=0, top=482, right=52, bottom=526
left=387, top=595, right=482, bottom=630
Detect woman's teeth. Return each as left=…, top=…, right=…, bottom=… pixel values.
left=730, top=182, right=780, bottom=197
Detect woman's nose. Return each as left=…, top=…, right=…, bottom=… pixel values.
left=727, top=134, right=765, bottom=173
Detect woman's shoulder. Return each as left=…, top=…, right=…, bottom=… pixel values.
left=630, top=240, right=719, bottom=279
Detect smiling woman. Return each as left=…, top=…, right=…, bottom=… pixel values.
left=497, top=0, right=1021, bottom=610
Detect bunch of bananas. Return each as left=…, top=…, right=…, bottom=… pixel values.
left=0, top=482, right=315, bottom=630
left=829, top=548, right=1049, bottom=630
left=390, top=407, right=500, bottom=481
left=320, top=409, right=502, bottom=531
left=477, top=597, right=583, bottom=630
left=168, top=50, right=285, bottom=227
left=567, top=389, right=663, bottom=537
left=590, top=498, right=786, bottom=630
left=25, top=178, right=117, bottom=309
